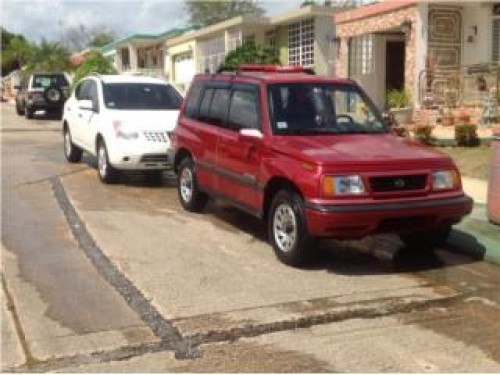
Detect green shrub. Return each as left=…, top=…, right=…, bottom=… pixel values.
left=455, top=124, right=479, bottom=147
left=413, top=124, right=435, bottom=145
left=73, top=51, right=116, bottom=86
left=386, top=88, right=411, bottom=109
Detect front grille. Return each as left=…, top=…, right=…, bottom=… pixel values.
left=369, top=174, right=427, bottom=192
left=143, top=131, right=168, bottom=143
left=140, top=154, right=169, bottom=163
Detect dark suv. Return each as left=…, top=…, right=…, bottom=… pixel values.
left=15, top=73, right=70, bottom=119
left=172, top=65, right=472, bottom=267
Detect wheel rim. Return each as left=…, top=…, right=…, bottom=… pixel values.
left=273, top=203, right=297, bottom=253
left=98, top=144, right=107, bottom=178
left=179, top=167, right=193, bottom=203
left=64, top=131, right=72, bottom=157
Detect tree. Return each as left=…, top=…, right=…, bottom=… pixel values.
left=2, top=36, right=34, bottom=74
left=184, top=0, right=264, bottom=27
left=26, top=40, right=71, bottom=72
left=73, top=51, right=116, bottom=84
left=62, top=24, right=115, bottom=52
left=220, top=42, right=280, bottom=70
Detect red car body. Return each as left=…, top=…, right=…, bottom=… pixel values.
left=173, top=66, right=472, bottom=264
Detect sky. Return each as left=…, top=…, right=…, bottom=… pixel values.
left=1, top=0, right=304, bottom=44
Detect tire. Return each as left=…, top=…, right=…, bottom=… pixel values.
left=25, top=107, right=34, bottom=119
left=268, top=189, right=317, bottom=267
left=177, top=158, right=207, bottom=212
left=63, top=127, right=82, bottom=163
left=16, top=102, right=24, bottom=115
left=96, top=139, right=118, bottom=184
left=44, top=87, right=63, bottom=105
left=400, top=226, right=451, bottom=251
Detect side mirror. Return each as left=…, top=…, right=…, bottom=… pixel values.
left=239, top=128, right=263, bottom=140
left=79, top=99, right=95, bottom=111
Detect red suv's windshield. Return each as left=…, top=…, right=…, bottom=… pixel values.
left=268, top=83, right=387, bottom=135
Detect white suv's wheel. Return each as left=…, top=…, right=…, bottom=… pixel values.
left=63, top=127, right=82, bottom=163
left=97, top=140, right=117, bottom=183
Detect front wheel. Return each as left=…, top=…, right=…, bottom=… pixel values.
left=63, top=127, right=82, bottom=163
left=177, top=158, right=207, bottom=212
left=268, top=190, right=317, bottom=267
left=97, top=140, right=118, bottom=183
left=25, top=107, right=34, bottom=119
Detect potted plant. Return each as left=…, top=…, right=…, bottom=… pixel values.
left=441, top=107, right=455, bottom=126
left=386, top=88, right=412, bottom=125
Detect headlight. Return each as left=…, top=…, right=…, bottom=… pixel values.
left=322, top=175, right=365, bottom=196
left=113, top=121, right=139, bottom=140
left=432, top=170, right=459, bottom=190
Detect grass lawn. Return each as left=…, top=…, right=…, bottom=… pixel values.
left=437, top=145, right=492, bottom=181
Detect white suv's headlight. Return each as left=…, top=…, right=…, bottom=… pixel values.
left=322, top=175, right=365, bottom=196
left=432, top=170, right=459, bottom=190
left=113, top=121, right=138, bottom=140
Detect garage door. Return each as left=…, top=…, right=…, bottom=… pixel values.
left=173, top=52, right=195, bottom=85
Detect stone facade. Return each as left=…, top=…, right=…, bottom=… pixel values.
left=335, top=5, right=418, bottom=99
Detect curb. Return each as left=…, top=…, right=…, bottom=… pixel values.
left=448, top=204, right=500, bottom=265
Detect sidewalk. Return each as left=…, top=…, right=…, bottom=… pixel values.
left=452, top=177, right=500, bottom=265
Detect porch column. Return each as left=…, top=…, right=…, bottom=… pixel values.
left=414, top=2, right=429, bottom=108
left=128, top=44, right=138, bottom=71
left=404, top=19, right=417, bottom=106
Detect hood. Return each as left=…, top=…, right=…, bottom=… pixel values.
left=270, top=133, right=452, bottom=168
left=106, top=109, right=179, bottom=132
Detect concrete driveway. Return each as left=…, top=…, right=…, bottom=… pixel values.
left=2, top=102, right=500, bottom=372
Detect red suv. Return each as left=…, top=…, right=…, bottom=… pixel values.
left=172, top=65, right=472, bottom=267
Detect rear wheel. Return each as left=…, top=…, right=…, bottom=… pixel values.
left=400, top=226, right=452, bottom=251
left=177, top=158, right=207, bottom=212
left=97, top=139, right=118, bottom=184
left=25, top=107, right=34, bottom=119
left=268, top=189, right=317, bottom=267
left=16, top=102, right=24, bottom=115
left=63, top=127, right=82, bottom=163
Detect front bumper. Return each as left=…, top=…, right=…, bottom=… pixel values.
left=304, top=195, right=473, bottom=238
left=108, top=142, right=174, bottom=171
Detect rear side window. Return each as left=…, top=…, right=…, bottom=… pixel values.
left=198, top=88, right=214, bottom=121
left=183, top=82, right=202, bottom=119
left=207, top=89, right=230, bottom=126
left=228, top=90, right=259, bottom=130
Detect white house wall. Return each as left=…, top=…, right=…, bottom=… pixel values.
left=314, top=16, right=335, bottom=76
left=461, top=3, right=493, bottom=66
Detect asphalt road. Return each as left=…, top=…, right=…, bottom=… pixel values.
left=2, top=103, right=500, bottom=372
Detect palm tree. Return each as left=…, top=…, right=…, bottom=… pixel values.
left=2, top=37, right=34, bottom=71
left=28, top=40, right=71, bottom=72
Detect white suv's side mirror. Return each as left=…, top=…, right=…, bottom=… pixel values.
left=239, top=128, right=263, bottom=140
left=79, top=100, right=95, bottom=111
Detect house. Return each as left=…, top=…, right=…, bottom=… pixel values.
left=333, top=0, right=500, bottom=120
left=166, top=5, right=340, bottom=92
left=100, top=27, right=196, bottom=79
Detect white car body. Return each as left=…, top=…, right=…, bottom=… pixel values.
left=63, top=74, right=181, bottom=171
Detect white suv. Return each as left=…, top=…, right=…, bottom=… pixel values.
left=62, top=74, right=182, bottom=183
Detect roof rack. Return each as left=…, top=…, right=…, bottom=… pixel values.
left=215, top=64, right=315, bottom=76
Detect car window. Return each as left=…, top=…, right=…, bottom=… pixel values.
left=207, top=88, right=230, bottom=126
left=102, top=83, right=182, bottom=110
left=198, top=88, right=214, bottom=122
left=76, top=80, right=91, bottom=101
left=183, top=82, right=202, bottom=119
left=32, top=74, right=69, bottom=89
left=268, top=83, right=386, bottom=135
left=228, top=90, right=259, bottom=130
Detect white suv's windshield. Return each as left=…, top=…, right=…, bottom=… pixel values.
left=103, top=83, right=182, bottom=110
left=268, top=83, right=387, bottom=135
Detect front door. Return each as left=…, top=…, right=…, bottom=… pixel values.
left=385, top=41, right=405, bottom=92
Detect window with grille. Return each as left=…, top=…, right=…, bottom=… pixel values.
left=349, top=35, right=374, bottom=76
left=198, top=35, right=226, bottom=74
left=265, top=30, right=276, bottom=49
left=227, top=28, right=242, bottom=52
left=288, top=18, right=315, bottom=67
